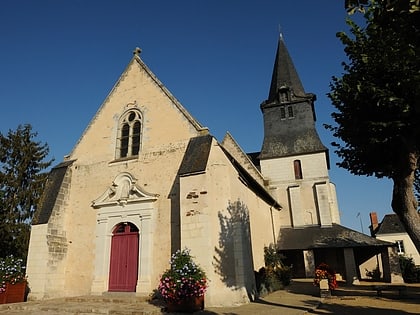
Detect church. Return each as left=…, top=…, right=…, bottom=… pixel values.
left=26, top=36, right=398, bottom=307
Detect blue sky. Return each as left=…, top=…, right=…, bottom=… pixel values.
left=0, top=1, right=392, bottom=233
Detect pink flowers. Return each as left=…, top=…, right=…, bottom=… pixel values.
left=158, top=249, right=208, bottom=303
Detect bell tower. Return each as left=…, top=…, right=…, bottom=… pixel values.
left=259, top=36, right=339, bottom=228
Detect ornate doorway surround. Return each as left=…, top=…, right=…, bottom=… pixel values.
left=91, top=172, right=158, bottom=294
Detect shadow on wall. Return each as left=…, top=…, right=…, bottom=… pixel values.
left=213, top=200, right=256, bottom=297
left=168, top=176, right=181, bottom=254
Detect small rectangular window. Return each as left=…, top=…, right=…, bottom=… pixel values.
left=396, top=240, right=405, bottom=254
left=294, top=160, right=303, bottom=180
left=287, top=106, right=294, bottom=118
left=280, top=107, right=286, bottom=119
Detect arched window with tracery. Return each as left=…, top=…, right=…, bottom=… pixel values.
left=117, top=110, right=142, bottom=159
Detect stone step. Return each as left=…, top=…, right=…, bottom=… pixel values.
left=63, top=293, right=151, bottom=304
left=0, top=294, right=164, bottom=315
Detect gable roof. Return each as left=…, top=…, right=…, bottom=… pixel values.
left=221, top=132, right=265, bottom=187
left=221, top=146, right=281, bottom=210
left=278, top=224, right=392, bottom=250
left=69, top=49, right=208, bottom=158
left=375, top=214, right=407, bottom=235
left=132, top=51, right=206, bottom=133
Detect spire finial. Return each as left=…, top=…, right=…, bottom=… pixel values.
left=278, top=24, right=283, bottom=40
left=133, top=47, right=142, bottom=56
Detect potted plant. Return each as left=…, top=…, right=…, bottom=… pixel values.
left=313, top=262, right=337, bottom=291
left=158, top=248, right=208, bottom=313
left=0, top=255, right=27, bottom=304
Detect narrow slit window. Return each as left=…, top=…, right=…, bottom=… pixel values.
left=132, top=121, right=141, bottom=156
left=280, top=91, right=289, bottom=102
left=294, top=160, right=303, bottom=180
left=120, top=124, right=130, bottom=158
left=278, top=87, right=290, bottom=103
left=396, top=240, right=405, bottom=254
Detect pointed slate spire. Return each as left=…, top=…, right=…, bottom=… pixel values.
left=259, top=36, right=327, bottom=160
left=267, top=35, right=305, bottom=103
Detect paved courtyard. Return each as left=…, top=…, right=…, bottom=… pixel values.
left=0, top=279, right=419, bottom=314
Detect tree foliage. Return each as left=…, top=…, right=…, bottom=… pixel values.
left=327, top=0, right=420, bottom=251
left=345, top=0, right=420, bottom=14
left=415, top=169, right=420, bottom=208
left=0, top=124, right=53, bottom=258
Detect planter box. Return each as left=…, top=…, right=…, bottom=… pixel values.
left=166, top=295, right=204, bottom=313
left=319, top=279, right=331, bottom=298
left=0, top=282, right=26, bottom=304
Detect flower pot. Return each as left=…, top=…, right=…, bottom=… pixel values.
left=166, top=295, right=204, bottom=313
left=0, top=282, right=27, bottom=304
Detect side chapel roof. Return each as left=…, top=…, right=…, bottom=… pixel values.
left=178, top=135, right=281, bottom=210
left=32, top=160, right=75, bottom=225
left=178, top=135, right=213, bottom=176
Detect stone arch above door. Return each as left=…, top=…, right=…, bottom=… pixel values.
left=90, top=172, right=158, bottom=295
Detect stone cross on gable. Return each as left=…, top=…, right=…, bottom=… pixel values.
left=133, top=47, right=142, bottom=56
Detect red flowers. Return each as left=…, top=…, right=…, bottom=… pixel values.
left=313, top=263, right=337, bottom=290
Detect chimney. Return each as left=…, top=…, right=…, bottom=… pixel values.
left=369, top=212, right=379, bottom=235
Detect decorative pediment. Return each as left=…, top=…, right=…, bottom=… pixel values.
left=92, top=172, right=158, bottom=208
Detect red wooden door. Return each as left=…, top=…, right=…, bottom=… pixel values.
left=108, top=223, right=139, bottom=292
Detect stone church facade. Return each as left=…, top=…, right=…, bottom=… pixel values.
left=26, top=38, right=396, bottom=306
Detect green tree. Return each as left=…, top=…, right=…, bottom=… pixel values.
left=327, top=0, right=420, bottom=251
left=0, top=124, right=53, bottom=258
left=415, top=169, right=420, bottom=209
left=345, top=0, right=420, bottom=14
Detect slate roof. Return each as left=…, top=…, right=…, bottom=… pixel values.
left=32, top=160, right=74, bottom=225
left=178, top=135, right=281, bottom=210
left=178, top=135, right=213, bottom=176
left=267, top=35, right=305, bottom=101
left=277, top=224, right=392, bottom=250
left=375, top=214, right=407, bottom=235
left=259, top=36, right=327, bottom=160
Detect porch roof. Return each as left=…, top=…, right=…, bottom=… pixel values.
left=278, top=224, right=393, bottom=250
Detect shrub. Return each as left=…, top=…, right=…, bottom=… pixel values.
left=399, top=255, right=420, bottom=283
left=256, top=245, right=291, bottom=295
left=365, top=264, right=381, bottom=281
